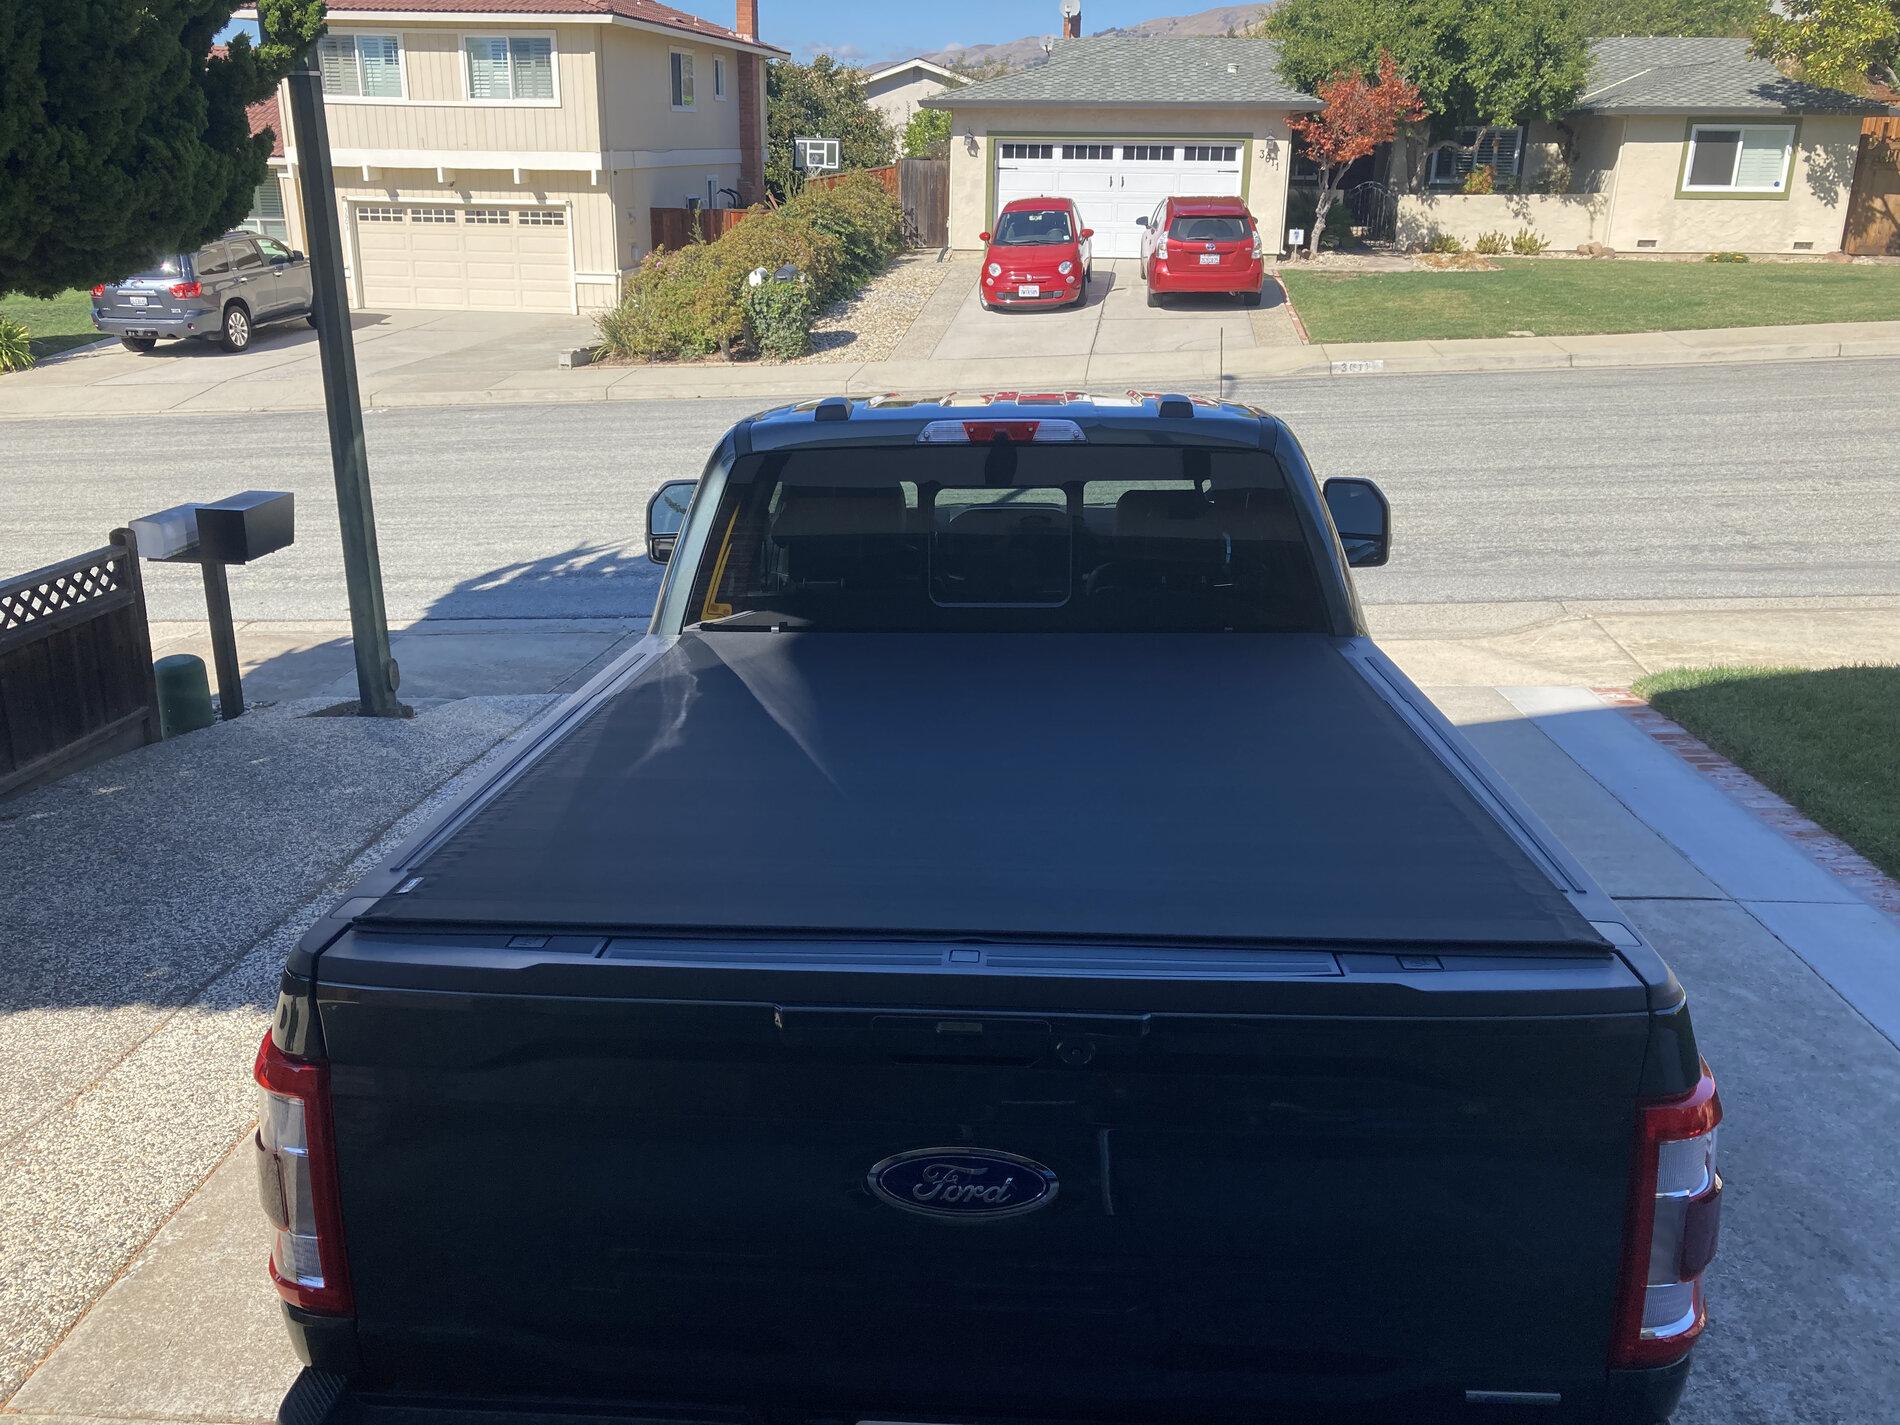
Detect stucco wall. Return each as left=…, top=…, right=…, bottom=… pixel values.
left=1397, top=192, right=1614, bottom=249
left=943, top=105, right=1296, bottom=252
left=1602, top=113, right=1862, bottom=252
left=868, top=72, right=958, bottom=144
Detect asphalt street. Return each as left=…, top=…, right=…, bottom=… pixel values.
left=3, top=358, right=1896, bottom=622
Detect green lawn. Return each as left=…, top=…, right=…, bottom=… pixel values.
left=1280, top=258, right=1900, bottom=343
left=1633, top=665, right=1900, bottom=880
left=0, top=288, right=104, bottom=363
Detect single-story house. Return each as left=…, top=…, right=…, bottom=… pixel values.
left=234, top=0, right=784, bottom=313
left=1397, top=38, right=1895, bottom=254
left=922, top=35, right=1316, bottom=258
left=929, top=27, right=1892, bottom=258
left=863, top=57, right=967, bottom=151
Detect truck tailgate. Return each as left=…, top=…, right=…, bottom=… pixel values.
left=312, top=933, right=1651, bottom=1423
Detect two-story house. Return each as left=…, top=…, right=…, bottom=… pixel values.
left=238, top=0, right=783, bottom=313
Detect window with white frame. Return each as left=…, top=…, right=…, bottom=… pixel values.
left=1429, top=127, right=1525, bottom=187
left=998, top=143, right=1053, bottom=160
left=714, top=55, right=727, bottom=99
left=1123, top=144, right=1174, bottom=161
left=519, top=208, right=566, bottom=227
left=241, top=180, right=289, bottom=242
left=464, top=208, right=512, bottom=225
left=318, top=33, right=403, bottom=99
left=1682, top=123, right=1794, bottom=194
left=409, top=207, right=457, bottom=224
left=671, top=50, right=695, bottom=109
left=357, top=206, right=406, bottom=223
left=1182, top=144, right=1239, bottom=163
left=464, top=35, right=555, bottom=102
left=1063, top=143, right=1114, bottom=160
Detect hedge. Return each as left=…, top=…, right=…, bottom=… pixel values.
left=596, top=172, right=904, bottom=362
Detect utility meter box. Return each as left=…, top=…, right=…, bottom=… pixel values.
left=195, top=491, right=295, bottom=564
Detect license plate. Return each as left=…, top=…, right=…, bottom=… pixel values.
left=125, top=330, right=158, bottom=339
left=127, top=295, right=149, bottom=306
left=1017, top=284, right=1040, bottom=297
left=1198, top=254, right=1222, bottom=266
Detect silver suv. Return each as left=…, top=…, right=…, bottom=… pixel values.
left=92, top=231, right=316, bottom=354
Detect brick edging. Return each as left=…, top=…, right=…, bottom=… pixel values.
left=1594, top=687, right=1900, bottom=922
left=1272, top=273, right=1311, bottom=345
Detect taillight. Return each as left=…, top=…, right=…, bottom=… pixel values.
left=1156, top=236, right=1169, bottom=259
left=91, top=284, right=106, bottom=298
left=1250, top=229, right=1263, bottom=259
left=1612, top=1064, right=1721, bottom=1368
left=254, top=1033, right=353, bottom=1315
left=170, top=280, right=202, bottom=299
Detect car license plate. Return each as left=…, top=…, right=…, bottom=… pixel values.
left=126, top=330, right=158, bottom=339
left=1198, top=254, right=1221, bottom=266
left=1017, top=284, right=1040, bottom=297
left=127, top=295, right=149, bottom=306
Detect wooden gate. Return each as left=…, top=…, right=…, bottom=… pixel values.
left=1845, top=117, right=1900, bottom=256
left=900, top=158, right=950, bottom=247
left=1, top=529, right=161, bottom=798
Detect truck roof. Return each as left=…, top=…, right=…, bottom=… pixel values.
left=362, top=633, right=1608, bottom=953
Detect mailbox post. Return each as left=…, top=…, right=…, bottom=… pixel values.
left=130, top=492, right=295, bottom=721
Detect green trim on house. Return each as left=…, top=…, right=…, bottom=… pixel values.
left=1674, top=116, right=1800, bottom=202
left=983, top=132, right=1255, bottom=230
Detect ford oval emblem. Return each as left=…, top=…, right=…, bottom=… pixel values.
left=867, top=1147, right=1058, bottom=1221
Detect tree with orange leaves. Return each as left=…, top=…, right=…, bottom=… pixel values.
left=1286, top=53, right=1426, bottom=257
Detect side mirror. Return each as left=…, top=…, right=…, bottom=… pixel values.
left=1080, top=227, right=1095, bottom=238
left=979, top=231, right=992, bottom=243
left=1323, top=477, right=1390, bottom=568
left=290, top=250, right=305, bottom=263
left=1135, top=217, right=1148, bottom=228
left=647, top=479, right=695, bottom=563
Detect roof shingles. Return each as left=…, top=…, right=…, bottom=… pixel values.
left=266, top=0, right=782, bottom=52
left=923, top=37, right=1316, bottom=110
left=1579, top=36, right=1888, bottom=115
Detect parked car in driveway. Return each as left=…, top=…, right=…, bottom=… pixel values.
left=979, top=198, right=1093, bottom=310
left=1139, top=196, right=1266, bottom=307
left=91, top=231, right=315, bottom=354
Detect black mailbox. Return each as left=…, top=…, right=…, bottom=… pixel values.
left=194, top=491, right=294, bottom=565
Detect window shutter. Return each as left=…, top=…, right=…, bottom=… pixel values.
left=510, top=38, right=555, bottom=100
left=1735, top=128, right=1789, bottom=189
left=467, top=37, right=510, bottom=100
left=358, top=36, right=402, bottom=97
left=318, top=36, right=360, bottom=97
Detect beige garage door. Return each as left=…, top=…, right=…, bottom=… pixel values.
left=353, top=204, right=572, bottom=312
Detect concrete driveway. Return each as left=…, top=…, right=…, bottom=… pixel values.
left=1, top=308, right=598, bottom=418
left=922, top=258, right=1300, bottom=372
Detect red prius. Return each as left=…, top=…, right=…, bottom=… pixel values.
left=979, top=197, right=1093, bottom=311
left=1139, top=195, right=1266, bottom=307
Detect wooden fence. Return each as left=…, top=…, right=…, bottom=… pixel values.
left=1846, top=116, right=1900, bottom=257
left=899, top=158, right=950, bottom=247
left=806, top=163, right=901, bottom=197
left=1, top=529, right=161, bottom=798
left=649, top=205, right=750, bottom=253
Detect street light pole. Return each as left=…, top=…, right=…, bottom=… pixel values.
left=282, top=43, right=406, bottom=717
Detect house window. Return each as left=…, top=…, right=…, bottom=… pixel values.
left=357, top=205, right=406, bottom=223
left=464, top=36, right=556, bottom=102
left=998, top=143, right=1054, bottom=160
left=241, top=179, right=289, bottom=243
left=714, top=56, right=727, bottom=100
left=1063, top=143, right=1114, bottom=160
left=464, top=208, right=512, bottom=225
left=519, top=208, right=567, bottom=227
left=1429, top=127, right=1525, bottom=187
left=318, top=33, right=403, bottom=99
left=1182, top=144, right=1239, bottom=163
left=1124, top=144, right=1175, bottom=161
left=671, top=50, right=695, bottom=109
left=409, top=207, right=457, bottom=224
left=1682, top=123, right=1794, bottom=194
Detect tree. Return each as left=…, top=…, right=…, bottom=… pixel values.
left=944, top=54, right=1014, bottom=81
left=1262, top=0, right=1589, bottom=187
left=903, top=107, right=952, bottom=159
left=1288, top=53, right=1427, bottom=255
left=765, top=55, right=896, bottom=199
left=1573, top=0, right=1768, bottom=37
left=1753, top=0, right=1899, bottom=92
left=0, top=1, right=323, bottom=298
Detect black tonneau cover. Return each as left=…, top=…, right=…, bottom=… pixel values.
left=366, top=633, right=1605, bottom=950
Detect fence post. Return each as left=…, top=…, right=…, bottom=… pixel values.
left=112, top=527, right=161, bottom=747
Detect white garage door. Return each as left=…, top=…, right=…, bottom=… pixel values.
left=353, top=204, right=572, bottom=312
left=993, top=141, right=1245, bottom=259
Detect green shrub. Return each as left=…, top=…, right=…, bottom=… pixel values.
left=1473, top=230, right=1509, bottom=255
left=1461, top=164, right=1496, bottom=195
left=1425, top=231, right=1463, bottom=254
left=1510, top=227, right=1550, bottom=255
left=0, top=316, right=33, bottom=372
left=597, top=242, right=740, bottom=361
left=1285, top=188, right=1352, bottom=249
left=1705, top=251, right=1750, bottom=263
left=744, top=277, right=814, bottom=360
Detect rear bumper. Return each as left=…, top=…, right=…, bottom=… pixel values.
left=91, top=312, right=208, bottom=339
left=1148, top=260, right=1264, bottom=294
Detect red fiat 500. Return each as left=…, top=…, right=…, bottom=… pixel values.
left=1139, top=196, right=1265, bottom=307
left=979, top=198, right=1093, bottom=311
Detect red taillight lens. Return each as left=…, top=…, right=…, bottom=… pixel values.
left=91, top=284, right=106, bottom=298
left=1612, top=1063, right=1721, bottom=1368
left=253, top=1033, right=353, bottom=1315
left=170, top=281, right=202, bottom=299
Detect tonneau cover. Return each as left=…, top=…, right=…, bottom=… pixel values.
left=366, top=633, right=1606, bottom=950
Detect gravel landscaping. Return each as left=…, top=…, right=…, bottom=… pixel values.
left=790, top=252, right=961, bottom=364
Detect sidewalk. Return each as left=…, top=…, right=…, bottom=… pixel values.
left=5, top=316, right=1898, bottom=417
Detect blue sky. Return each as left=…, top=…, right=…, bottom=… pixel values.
left=218, top=2, right=1196, bottom=68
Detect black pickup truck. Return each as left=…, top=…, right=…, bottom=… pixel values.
left=255, top=393, right=1722, bottom=1425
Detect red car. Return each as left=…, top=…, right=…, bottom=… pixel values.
left=979, top=197, right=1093, bottom=311
left=1138, top=195, right=1265, bottom=307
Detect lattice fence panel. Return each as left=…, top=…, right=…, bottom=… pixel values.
left=0, top=552, right=126, bottom=634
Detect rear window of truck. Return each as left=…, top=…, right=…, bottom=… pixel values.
left=686, top=445, right=1327, bottom=633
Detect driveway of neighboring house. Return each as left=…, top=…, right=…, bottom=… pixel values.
left=1, top=309, right=600, bottom=417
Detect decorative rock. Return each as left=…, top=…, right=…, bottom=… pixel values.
left=1577, top=242, right=1618, bottom=258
